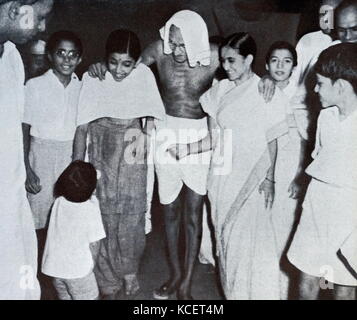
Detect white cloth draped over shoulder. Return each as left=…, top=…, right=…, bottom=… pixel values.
left=77, top=63, right=165, bottom=126
left=159, top=10, right=211, bottom=68
left=292, top=31, right=340, bottom=104
left=0, top=41, right=40, bottom=299
left=292, top=31, right=333, bottom=86
left=200, top=74, right=288, bottom=299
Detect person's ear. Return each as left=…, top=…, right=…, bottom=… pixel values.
left=47, top=52, right=53, bottom=63
left=265, top=63, right=269, bottom=71
left=337, top=78, right=352, bottom=95
left=8, top=1, right=21, bottom=21
left=77, top=56, right=83, bottom=65
left=245, top=54, right=254, bottom=68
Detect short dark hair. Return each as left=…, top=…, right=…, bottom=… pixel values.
left=315, top=43, right=357, bottom=94
left=54, top=161, right=97, bottom=203
left=220, top=32, right=257, bottom=62
left=265, top=41, right=298, bottom=67
left=46, top=30, right=83, bottom=57
left=105, top=29, right=141, bottom=62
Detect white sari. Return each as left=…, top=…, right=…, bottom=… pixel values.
left=200, top=74, right=288, bottom=299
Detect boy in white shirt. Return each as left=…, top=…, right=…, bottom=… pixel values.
left=42, top=161, right=105, bottom=300
left=23, top=30, right=83, bottom=231
left=287, top=43, right=357, bottom=300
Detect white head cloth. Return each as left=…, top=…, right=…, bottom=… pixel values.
left=159, top=10, right=211, bottom=68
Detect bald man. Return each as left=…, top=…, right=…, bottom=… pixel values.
left=335, top=0, right=357, bottom=43
left=0, top=0, right=53, bottom=299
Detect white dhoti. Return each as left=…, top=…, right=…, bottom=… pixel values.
left=288, top=179, right=357, bottom=286
left=154, top=115, right=211, bottom=205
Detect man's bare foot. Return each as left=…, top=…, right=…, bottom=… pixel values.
left=153, top=280, right=180, bottom=300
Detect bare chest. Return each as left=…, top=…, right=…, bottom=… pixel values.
left=158, top=57, right=215, bottom=96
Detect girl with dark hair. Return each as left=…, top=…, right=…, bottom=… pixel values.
left=73, top=29, right=165, bottom=299
left=265, top=41, right=310, bottom=299
left=42, top=161, right=106, bottom=300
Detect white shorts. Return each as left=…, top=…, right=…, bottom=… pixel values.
left=288, top=179, right=357, bottom=286
left=154, top=115, right=211, bottom=205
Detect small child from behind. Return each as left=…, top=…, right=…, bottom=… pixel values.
left=42, top=161, right=105, bottom=300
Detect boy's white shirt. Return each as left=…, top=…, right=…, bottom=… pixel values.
left=42, top=196, right=106, bottom=279
left=23, top=69, right=82, bottom=141
left=306, top=106, right=357, bottom=190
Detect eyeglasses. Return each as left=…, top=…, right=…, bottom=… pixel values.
left=55, top=49, right=80, bottom=60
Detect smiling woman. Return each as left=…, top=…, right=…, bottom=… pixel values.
left=105, top=30, right=140, bottom=82
left=72, top=28, right=165, bottom=299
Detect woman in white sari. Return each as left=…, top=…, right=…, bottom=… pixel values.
left=170, top=33, right=289, bottom=299
left=205, top=33, right=290, bottom=300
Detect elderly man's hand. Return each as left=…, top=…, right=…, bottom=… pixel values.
left=88, top=62, right=107, bottom=81
left=258, top=75, right=276, bottom=103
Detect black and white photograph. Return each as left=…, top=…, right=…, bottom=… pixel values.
left=0, top=0, right=357, bottom=305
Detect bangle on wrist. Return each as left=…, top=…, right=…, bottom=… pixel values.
left=198, top=140, right=203, bottom=154
left=265, top=177, right=275, bottom=184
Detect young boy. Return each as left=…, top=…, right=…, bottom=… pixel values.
left=42, top=161, right=105, bottom=300
left=287, top=42, right=357, bottom=300
left=23, top=31, right=83, bottom=232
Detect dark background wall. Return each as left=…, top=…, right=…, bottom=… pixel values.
left=21, top=0, right=321, bottom=76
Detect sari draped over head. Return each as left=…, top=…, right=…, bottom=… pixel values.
left=200, top=74, right=288, bottom=299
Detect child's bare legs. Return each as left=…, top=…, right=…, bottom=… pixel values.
left=298, top=272, right=320, bottom=300
left=333, top=284, right=356, bottom=300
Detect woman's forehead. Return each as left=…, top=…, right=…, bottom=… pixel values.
left=108, top=52, right=134, bottom=61
left=221, top=46, right=241, bottom=58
